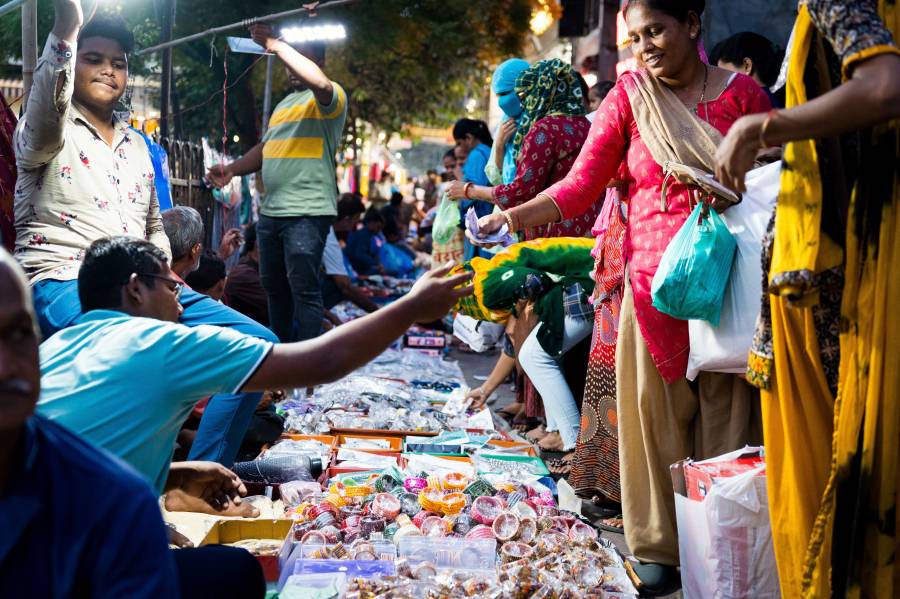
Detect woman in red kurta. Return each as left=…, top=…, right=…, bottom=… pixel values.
left=475, top=1, right=770, bottom=592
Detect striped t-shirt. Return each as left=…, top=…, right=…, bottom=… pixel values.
left=260, top=84, right=348, bottom=217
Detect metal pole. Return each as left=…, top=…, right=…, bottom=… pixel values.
left=158, top=0, right=174, bottom=139
left=134, top=0, right=358, bottom=57
left=261, top=54, right=273, bottom=134
left=20, top=0, right=37, bottom=106
left=0, top=0, right=28, bottom=19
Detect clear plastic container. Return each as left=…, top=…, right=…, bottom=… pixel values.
left=397, top=536, right=497, bottom=575
left=291, top=558, right=397, bottom=578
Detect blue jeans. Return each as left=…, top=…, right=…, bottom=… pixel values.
left=518, top=315, right=594, bottom=451
left=256, top=214, right=333, bottom=342
left=31, top=280, right=279, bottom=467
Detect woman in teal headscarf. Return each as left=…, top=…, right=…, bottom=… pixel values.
left=446, top=58, right=601, bottom=241
left=488, top=58, right=530, bottom=186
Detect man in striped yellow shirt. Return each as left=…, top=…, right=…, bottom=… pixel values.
left=208, top=23, right=347, bottom=342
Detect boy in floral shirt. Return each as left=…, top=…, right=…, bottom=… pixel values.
left=12, top=0, right=279, bottom=469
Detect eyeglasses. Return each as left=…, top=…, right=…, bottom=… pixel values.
left=136, top=273, right=183, bottom=298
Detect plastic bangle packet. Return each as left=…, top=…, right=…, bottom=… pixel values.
left=464, top=525, right=495, bottom=540
left=392, top=524, right=422, bottom=544
left=320, top=525, right=341, bottom=543
left=452, top=513, right=474, bottom=535
left=395, top=514, right=413, bottom=528
left=398, top=493, right=420, bottom=517
left=537, top=504, right=559, bottom=518
left=568, top=520, right=598, bottom=544
left=342, top=514, right=362, bottom=531
left=383, top=523, right=400, bottom=542
left=404, top=477, right=427, bottom=493
left=519, top=517, right=538, bottom=544
left=442, top=472, right=468, bottom=491
left=370, top=493, right=402, bottom=520
left=439, top=492, right=466, bottom=515
left=291, top=521, right=315, bottom=541
left=360, top=516, right=386, bottom=537
left=419, top=515, right=449, bottom=537
left=425, top=475, right=442, bottom=490
left=505, top=490, right=525, bottom=508
left=279, top=480, right=324, bottom=509
left=417, top=489, right=444, bottom=513
left=492, top=512, right=521, bottom=542
left=300, top=530, right=328, bottom=545
left=510, top=501, right=538, bottom=521
left=534, top=531, right=567, bottom=555
left=314, top=512, right=337, bottom=529
left=500, top=541, right=534, bottom=563
left=471, top=496, right=504, bottom=526
left=411, top=562, right=437, bottom=580
left=462, top=477, right=496, bottom=499
left=494, top=482, right=517, bottom=493
left=412, top=510, right=439, bottom=528
left=373, top=474, right=398, bottom=493
left=549, top=516, right=571, bottom=534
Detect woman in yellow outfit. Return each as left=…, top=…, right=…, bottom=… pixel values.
left=715, top=1, right=900, bottom=597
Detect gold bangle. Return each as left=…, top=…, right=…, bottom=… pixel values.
left=502, top=210, right=516, bottom=233
left=759, top=109, right=779, bottom=148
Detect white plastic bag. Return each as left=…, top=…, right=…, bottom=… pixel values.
left=686, top=161, right=781, bottom=379
left=704, top=466, right=780, bottom=599
left=453, top=314, right=505, bottom=352
left=674, top=450, right=780, bottom=599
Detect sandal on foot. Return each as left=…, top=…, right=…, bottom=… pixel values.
left=546, top=455, right=573, bottom=476
left=626, top=562, right=680, bottom=597
left=596, top=517, right=624, bottom=534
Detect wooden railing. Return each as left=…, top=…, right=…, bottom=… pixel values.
left=158, top=137, right=215, bottom=248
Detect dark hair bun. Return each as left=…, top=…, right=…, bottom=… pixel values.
left=625, top=0, right=705, bottom=20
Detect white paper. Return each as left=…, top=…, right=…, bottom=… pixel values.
left=466, top=408, right=495, bottom=431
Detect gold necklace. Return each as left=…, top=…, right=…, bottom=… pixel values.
left=690, top=64, right=709, bottom=116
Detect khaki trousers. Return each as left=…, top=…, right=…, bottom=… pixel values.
left=617, top=278, right=761, bottom=565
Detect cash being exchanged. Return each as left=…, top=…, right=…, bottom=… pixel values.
left=466, top=207, right=516, bottom=247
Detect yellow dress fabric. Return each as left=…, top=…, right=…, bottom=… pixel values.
left=763, top=2, right=900, bottom=597
left=762, top=8, right=840, bottom=597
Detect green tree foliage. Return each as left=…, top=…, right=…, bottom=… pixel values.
left=0, top=0, right=532, bottom=148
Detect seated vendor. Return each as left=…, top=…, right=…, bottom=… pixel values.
left=344, top=209, right=386, bottom=276
left=0, top=248, right=263, bottom=598
left=321, top=227, right=379, bottom=313
left=36, top=236, right=471, bottom=497
left=223, top=223, right=269, bottom=327
left=185, top=251, right=227, bottom=302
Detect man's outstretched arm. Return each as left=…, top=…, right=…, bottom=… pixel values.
left=242, top=264, right=472, bottom=390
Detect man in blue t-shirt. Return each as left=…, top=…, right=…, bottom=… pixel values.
left=0, top=247, right=267, bottom=597
left=36, top=236, right=472, bottom=494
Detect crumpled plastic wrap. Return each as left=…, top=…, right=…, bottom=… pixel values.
left=282, top=375, right=462, bottom=434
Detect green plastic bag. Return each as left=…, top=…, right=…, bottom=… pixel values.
left=432, top=192, right=461, bottom=245
left=651, top=203, right=737, bottom=326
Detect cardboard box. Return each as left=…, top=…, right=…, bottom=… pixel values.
left=683, top=454, right=765, bottom=502
left=201, top=519, right=293, bottom=582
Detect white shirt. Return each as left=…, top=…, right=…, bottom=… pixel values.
left=322, top=227, right=348, bottom=276
left=13, top=33, right=170, bottom=283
